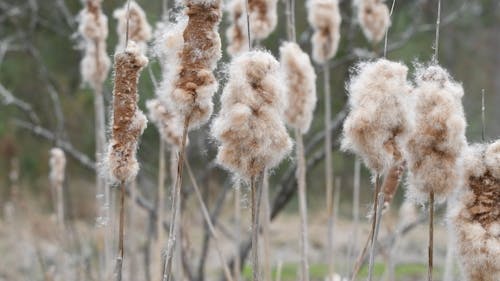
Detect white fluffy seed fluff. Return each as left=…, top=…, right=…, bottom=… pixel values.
left=159, top=0, right=222, bottom=130
left=146, top=99, right=185, bottom=148
left=226, top=0, right=249, bottom=57
left=105, top=42, right=148, bottom=184
left=211, top=50, right=292, bottom=180
left=307, top=0, right=342, bottom=64
left=248, top=0, right=278, bottom=40
left=280, top=42, right=317, bottom=133
left=447, top=141, right=500, bottom=281
left=49, top=148, right=66, bottom=187
left=356, top=0, right=391, bottom=44
left=405, top=65, right=467, bottom=203
left=113, top=0, right=152, bottom=54
left=341, top=59, right=412, bottom=175
left=78, top=0, right=111, bottom=90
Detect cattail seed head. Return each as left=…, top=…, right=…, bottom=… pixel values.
left=78, top=0, right=111, bottom=90
left=49, top=148, right=66, bottom=187
left=357, top=0, right=391, bottom=44
left=280, top=42, right=317, bottom=133
left=146, top=99, right=185, bottom=148
left=448, top=141, right=500, bottom=281
left=248, top=0, right=278, bottom=40
left=226, top=0, right=249, bottom=57
left=105, top=42, right=148, bottom=183
left=211, top=50, right=292, bottom=180
left=405, top=64, right=467, bottom=203
left=162, top=0, right=222, bottom=130
left=307, top=0, right=342, bottom=64
left=341, top=59, right=412, bottom=175
left=113, top=0, right=152, bottom=53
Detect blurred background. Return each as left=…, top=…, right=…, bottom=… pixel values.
left=0, top=0, right=499, bottom=280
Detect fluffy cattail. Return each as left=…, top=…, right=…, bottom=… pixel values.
left=306, top=0, right=342, bottom=64
left=448, top=141, right=500, bottom=281
left=405, top=65, right=467, bottom=203
left=356, top=0, right=391, bottom=44
left=49, top=148, right=66, bottom=188
left=114, top=0, right=152, bottom=53
left=248, top=0, right=278, bottom=40
left=78, top=0, right=111, bottom=89
left=148, top=18, right=187, bottom=148
left=341, top=59, right=412, bottom=174
left=226, top=0, right=249, bottom=57
left=105, top=42, right=148, bottom=183
left=280, top=42, right=317, bottom=133
left=146, top=99, right=185, bottom=148
left=162, top=0, right=222, bottom=130
left=211, top=50, right=292, bottom=179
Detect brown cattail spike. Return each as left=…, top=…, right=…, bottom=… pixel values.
left=106, top=41, right=148, bottom=183
left=226, top=0, right=249, bottom=57
left=248, top=0, right=278, bottom=40
left=448, top=141, right=500, bottom=281
left=357, top=0, right=391, bottom=44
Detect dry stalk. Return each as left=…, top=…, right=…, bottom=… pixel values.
left=115, top=181, right=126, bottom=281
left=154, top=139, right=166, bottom=281
left=234, top=180, right=242, bottom=281
left=428, top=191, right=434, bottom=281
left=262, top=171, right=272, bottom=281
left=368, top=191, right=384, bottom=281
left=295, top=128, right=309, bottom=281
left=185, top=158, right=234, bottom=281
left=251, top=172, right=265, bottom=281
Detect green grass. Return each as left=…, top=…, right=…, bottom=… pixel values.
left=242, top=262, right=432, bottom=281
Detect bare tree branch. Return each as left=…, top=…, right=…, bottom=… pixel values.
left=0, top=83, right=40, bottom=124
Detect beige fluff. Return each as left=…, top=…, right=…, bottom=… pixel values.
left=405, top=65, right=467, bottom=203
left=280, top=42, right=317, bottom=133
left=448, top=141, right=500, bottom=281
left=146, top=99, right=185, bottom=148
left=307, top=0, right=342, bottom=64
left=160, top=0, right=222, bottom=130
left=248, top=0, right=278, bottom=40
left=105, top=42, right=148, bottom=183
left=113, top=0, right=152, bottom=53
left=341, top=59, right=412, bottom=175
left=78, top=0, right=111, bottom=90
left=357, top=0, right=390, bottom=44
left=49, top=148, right=66, bottom=187
left=211, top=50, right=292, bottom=179
left=226, top=0, right=249, bottom=57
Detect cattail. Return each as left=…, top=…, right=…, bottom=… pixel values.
left=248, top=0, right=278, bottom=41
left=280, top=42, right=317, bottom=133
left=114, top=0, right=152, bottom=53
left=341, top=59, right=412, bottom=175
left=146, top=99, right=185, bottom=148
left=356, top=0, right=391, bottom=44
left=49, top=148, right=66, bottom=227
left=105, top=41, right=148, bottom=184
left=226, top=0, right=249, bottom=56
left=306, top=0, right=342, bottom=64
left=161, top=0, right=222, bottom=130
left=211, top=50, right=292, bottom=179
left=78, top=0, right=111, bottom=90
left=448, top=141, right=500, bottom=281
left=405, top=65, right=467, bottom=203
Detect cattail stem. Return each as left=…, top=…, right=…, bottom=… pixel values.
left=350, top=158, right=361, bottom=269
left=295, top=128, right=309, bottom=281
left=433, top=0, right=441, bottom=63
left=234, top=182, right=242, bottom=281
left=276, top=260, right=283, bottom=281
left=262, top=172, right=272, bottom=281
left=481, top=89, right=485, bottom=141
left=185, top=158, right=235, bottom=281
left=115, top=180, right=126, bottom=281
left=383, top=0, right=396, bottom=58
left=163, top=117, right=189, bottom=281
left=154, top=138, right=166, bottom=281
left=428, top=191, right=434, bottom=281
left=244, top=0, right=252, bottom=49
left=368, top=190, right=384, bottom=281
left=251, top=171, right=265, bottom=281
